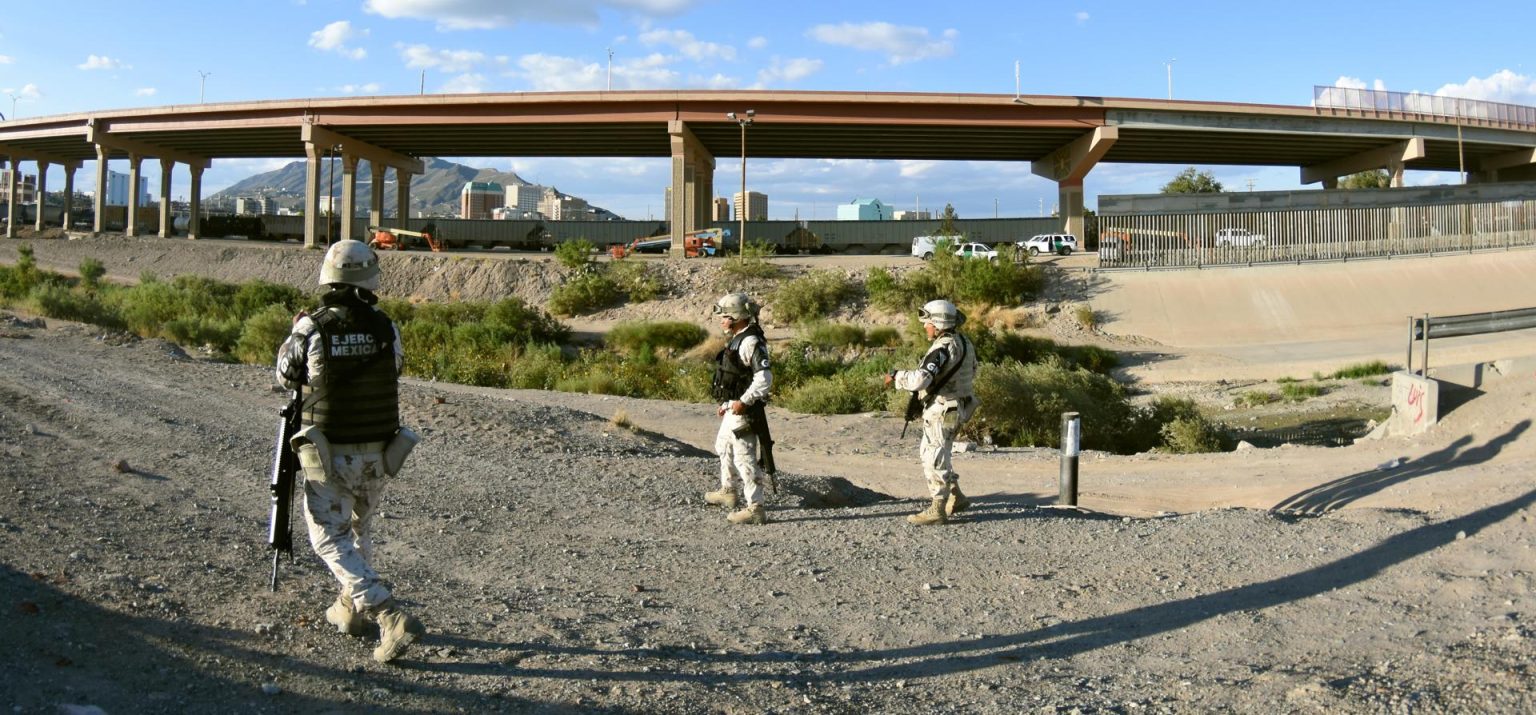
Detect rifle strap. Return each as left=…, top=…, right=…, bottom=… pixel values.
left=920, top=333, right=970, bottom=409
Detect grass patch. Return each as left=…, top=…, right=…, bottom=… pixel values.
left=864, top=249, right=1045, bottom=313
left=1072, top=305, right=1098, bottom=330
left=1329, top=360, right=1393, bottom=379
left=547, top=272, right=622, bottom=316
left=606, top=321, right=708, bottom=356
left=720, top=240, right=779, bottom=280
left=1279, top=383, right=1326, bottom=402
left=1237, top=390, right=1278, bottom=407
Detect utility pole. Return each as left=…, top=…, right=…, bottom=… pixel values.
left=607, top=48, right=614, bottom=91
left=1165, top=58, right=1176, bottom=99
left=727, top=109, right=755, bottom=253
left=420, top=70, right=425, bottom=95
left=994, top=197, right=999, bottom=218
left=1014, top=59, right=1020, bottom=100
left=198, top=70, right=211, bottom=104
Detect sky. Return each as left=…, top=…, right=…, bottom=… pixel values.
left=3, top=0, right=1536, bottom=220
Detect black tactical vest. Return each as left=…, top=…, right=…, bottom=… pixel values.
left=711, top=323, right=766, bottom=401
left=304, top=291, right=400, bottom=444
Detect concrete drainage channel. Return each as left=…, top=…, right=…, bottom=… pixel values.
left=1227, top=417, right=1379, bottom=448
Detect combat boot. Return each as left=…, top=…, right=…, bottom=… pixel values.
left=907, top=498, right=948, bottom=526
left=365, top=599, right=426, bottom=664
left=946, top=483, right=972, bottom=514
left=726, top=503, right=767, bottom=525
left=325, top=591, right=368, bottom=637
left=704, top=487, right=739, bottom=509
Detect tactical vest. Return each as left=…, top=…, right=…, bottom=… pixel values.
left=711, top=323, right=767, bottom=402
left=304, top=293, right=400, bottom=444
left=920, top=332, right=977, bottom=405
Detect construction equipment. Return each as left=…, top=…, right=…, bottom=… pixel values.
left=368, top=223, right=443, bottom=252
left=684, top=228, right=725, bottom=258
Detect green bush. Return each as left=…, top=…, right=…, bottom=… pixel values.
left=1160, top=415, right=1234, bottom=454
left=233, top=281, right=308, bottom=320
left=0, top=245, right=46, bottom=299
left=606, top=321, right=708, bottom=356
left=864, top=267, right=905, bottom=312
left=1073, top=305, right=1098, bottom=330
left=504, top=343, right=569, bottom=390
left=554, top=239, right=595, bottom=270
left=234, top=304, right=296, bottom=365
left=965, top=357, right=1140, bottom=451
left=1237, top=390, right=1277, bottom=407
left=548, top=272, right=622, bottom=316
left=1329, top=360, right=1393, bottom=379
left=606, top=259, right=665, bottom=302
left=28, top=284, right=122, bottom=328
left=799, top=322, right=867, bottom=349
left=720, top=240, right=779, bottom=280
left=78, top=258, right=107, bottom=290
left=771, top=270, right=858, bottom=324
left=865, top=326, right=903, bottom=347
left=780, top=372, right=888, bottom=414
left=966, top=325, right=1118, bottom=374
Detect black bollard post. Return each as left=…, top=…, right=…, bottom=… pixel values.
left=1059, top=411, right=1080, bottom=506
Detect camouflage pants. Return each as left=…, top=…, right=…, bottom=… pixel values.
left=715, top=413, right=766, bottom=506
left=297, top=440, right=392, bottom=610
left=918, top=402, right=962, bottom=499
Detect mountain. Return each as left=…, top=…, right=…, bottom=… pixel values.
left=209, top=157, right=622, bottom=219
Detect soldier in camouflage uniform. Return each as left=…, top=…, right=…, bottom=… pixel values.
left=704, top=293, right=774, bottom=525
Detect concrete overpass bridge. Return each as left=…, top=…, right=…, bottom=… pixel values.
left=1, top=88, right=1534, bottom=248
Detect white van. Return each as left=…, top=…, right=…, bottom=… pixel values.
left=910, top=235, right=956, bottom=259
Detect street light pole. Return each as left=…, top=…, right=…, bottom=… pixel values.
left=198, top=71, right=211, bottom=104
left=1165, top=58, right=1176, bottom=100
left=727, top=109, right=754, bottom=254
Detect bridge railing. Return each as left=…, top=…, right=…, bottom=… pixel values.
left=1313, top=85, right=1536, bottom=129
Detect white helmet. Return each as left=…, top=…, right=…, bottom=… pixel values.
left=919, top=299, right=961, bottom=330
left=319, top=240, right=380, bottom=291
left=712, top=292, right=759, bottom=321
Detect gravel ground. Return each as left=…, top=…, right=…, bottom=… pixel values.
left=1, top=234, right=1534, bottom=713
left=1, top=316, right=1533, bottom=714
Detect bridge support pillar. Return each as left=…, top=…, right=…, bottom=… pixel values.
left=125, top=154, right=143, bottom=238
left=62, top=162, right=77, bottom=231
left=667, top=120, right=714, bottom=256
left=1059, top=180, right=1086, bottom=240
left=187, top=165, right=203, bottom=240
left=395, top=169, right=412, bottom=228
left=33, top=161, right=47, bottom=232
left=369, top=162, right=385, bottom=229
left=303, top=143, right=323, bottom=249
left=340, top=154, right=359, bottom=243
left=93, top=145, right=108, bottom=234
left=158, top=158, right=174, bottom=237
left=3, top=159, right=15, bottom=238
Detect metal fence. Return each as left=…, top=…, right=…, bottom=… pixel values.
left=1313, top=85, right=1536, bottom=128
left=1097, top=198, right=1536, bottom=269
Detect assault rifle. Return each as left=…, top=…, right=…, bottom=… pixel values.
left=267, top=386, right=303, bottom=591
left=901, top=392, right=922, bottom=439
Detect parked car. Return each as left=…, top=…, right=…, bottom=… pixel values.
left=1213, top=227, right=1267, bottom=247
left=1019, top=233, right=1078, bottom=256
left=954, top=242, right=998, bottom=261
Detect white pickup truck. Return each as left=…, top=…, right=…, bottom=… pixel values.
left=1213, top=227, right=1267, bottom=247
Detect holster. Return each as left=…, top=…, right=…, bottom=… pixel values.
left=381, top=427, right=420, bottom=477
left=290, top=425, right=333, bottom=479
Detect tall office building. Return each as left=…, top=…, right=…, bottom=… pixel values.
left=711, top=197, right=731, bottom=222
left=537, top=187, right=589, bottom=220
left=505, top=183, right=541, bottom=214
left=0, top=173, right=37, bottom=204
left=460, top=181, right=505, bottom=219
left=732, top=191, right=767, bottom=221
left=106, top=170, right=152, bottom=207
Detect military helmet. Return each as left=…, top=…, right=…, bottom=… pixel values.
left=319, top=239, right=381, bottom=291
left=918, top=299, right=962, bottom=330
left=712, top=292, right=759, bottom=321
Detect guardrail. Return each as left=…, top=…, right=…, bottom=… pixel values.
left=1407, top=306, right=1536, bottom=376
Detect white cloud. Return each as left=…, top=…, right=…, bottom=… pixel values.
left=807, top=22, right=957, bottom=65
left=397, top=44, right=488, bottom=72
left=747, top=37, right=768, bottom=50
left=78, top=54, right=130, bottom=71
left=339, top=83, right=383, bottom=94
left=2, top=83, right=42, bottom=100
left=1435, top=69, right=1536, bottom=105
left=439, top=73, right=488, bottom=94
left=0, top=55, right=12, bottom=65
left=754, top=57, right=823, bottom=87
left=1075, top=11, right=1090, bottom=23
left=309, top=21, right=369, bottom=60
left=638, top=28, right=735, bottom=62
left=691, top=73, right=738, bottom=89
left=135, top=87, right=157, bottom=97
left=1331, top=75, right=1386, bottom=91
left=510, top=52, right=677, bottom=91
left=364, top=0, right=702, bottom=30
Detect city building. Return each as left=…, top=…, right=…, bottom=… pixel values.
left=711, top=197, right=731, bottom=222
left=460, top=181, right=505, bottom=220
left=893, top=209, right=933, bottom=221
left=732, top=191, right=767, bottom=221
left=538, top=187, right=589, bottom=220
left=837, top=198, right=893, bottom=221
left=505, top=184, right=541, bottom=214
left=235, top=196, right=278, bottom=215
left=106, top=170, right=152, bottom=207
left=0, top=173, right=37, bottom=204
